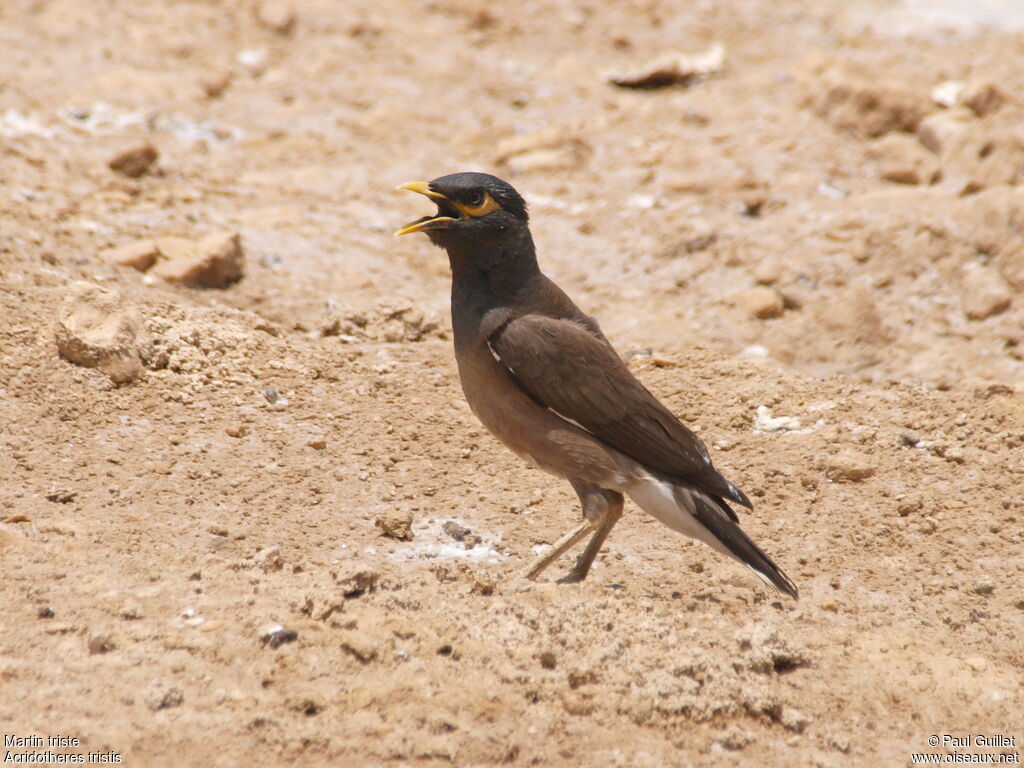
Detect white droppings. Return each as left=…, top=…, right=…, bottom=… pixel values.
left=754, top=405, right=803, bottom=433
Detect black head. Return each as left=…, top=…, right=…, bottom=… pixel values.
left=396, top=172, right=529, bottom=248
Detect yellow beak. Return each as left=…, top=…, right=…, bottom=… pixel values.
left=396, top=181, right=447, bottom=199
left=394, top=181, right=457, bottom=235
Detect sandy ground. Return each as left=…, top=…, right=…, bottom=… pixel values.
left=2, top=0, right=1023, bottom=765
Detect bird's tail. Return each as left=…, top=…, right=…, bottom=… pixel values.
left=625, top=476, right=798, bottom=599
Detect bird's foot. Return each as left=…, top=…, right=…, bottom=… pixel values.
left=556, top=569, right=588, bottom=584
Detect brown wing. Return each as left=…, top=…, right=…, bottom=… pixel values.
left=490, top=314, right=751, bottom=508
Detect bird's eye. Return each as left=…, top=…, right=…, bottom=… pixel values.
left=457, top=191, right=501, bottom=218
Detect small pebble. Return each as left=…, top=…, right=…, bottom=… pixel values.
left=734, top=286, right=784, bottom=319
left=255, top=545, right=284, bottom=572
left=87, top=634, right=116, bottom=654
left=471, top=575, right=496, bottom=596
left=824, top=450, right=876, bottom=483
left=107, top=143, right=158, bottom=178
left=237, top=49, right=269, bottom=77
left=260, top=624, right=298, bottom=649
left=717, top=726, right=755, bottom=751
left=781, top=707, right=811, bottom=734
left=442, top=521, right=472, bottom=543
left=376, top=508, right=413, bottom=541
left=897, top=430, right=920, bottom=447
left=145, top=684, right=184, bottom=711
left=973, top=579, right=995, bottom=596
left=256, top=1, right=296, bottom=34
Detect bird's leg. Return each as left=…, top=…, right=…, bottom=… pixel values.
left=520, top=481, right=624, bottom=582
left=520, top=518, right=594, bottom=580
left=561, top=488, right=624, bottom=583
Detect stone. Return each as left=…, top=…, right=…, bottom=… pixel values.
left=931, top=80, right=965, bottom=108
left=254, top=546, right=283, bottom=572
left=608, top=43, right=725, bottom=89
left=997, top=241, right=1024, bottom=291
left=201, top=70, right=233, bottom=99
left=734, top=287, right=784, bottom=319
left=108, top=143, right=158, bottom=178
left=236, top=49, right=269, bottom=77
left=152, top=232, right=244, bottom=288
left=152, top=236, right=192, bottom=261
left=964, top=139, right=1024, bottom=192
left=869, top=133, right=939, bottom=185
left=256, top=1, right=296, bottom=34
left=335, top=569, right=379, bottom=598
left=260, top=624, right=298, bottom=649
left=917, top=111, right=1024, bottom=193
left=144, top=683, right=184, bottom=711
left=753, top=255, right=784, bottom=285
left=54, top=281, right=150, bottom=384
left=754, top=406, right=802, bottom=433
left=376, top=508, right=413, bottom=541
left=965, top=656, right=988, bottom=672
left=824, top=450, right=876, bottom=483
left=471, top=575, right=496, bottom=595
left=100, top=240, right=159, bottom=272
left=813, top=74, right=927, bottom=137
left=717, top=726, right=755, bottom=751
left=961, top=262, right=1011, bottom=320
left=972, top=579, right=995, bottom=596
left=87, top=634, right=116, bottom=654
left=961, top=81, right=1006, bottom=117
left=442, top=521, right=472, bottom=543
left=781, top=707, right=811, bottom=734
left=916, top=108, right=974, bottom=155
left=951, top=186, right=1019, bottom=255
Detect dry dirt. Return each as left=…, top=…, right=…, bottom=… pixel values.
left=2, top=0, right=1024, bottom=766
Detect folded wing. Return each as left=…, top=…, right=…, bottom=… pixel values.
left=489, top=314, right=751, bottom=509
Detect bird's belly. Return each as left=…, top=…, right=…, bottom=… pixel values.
left=455, top=344, right=635, bottom=489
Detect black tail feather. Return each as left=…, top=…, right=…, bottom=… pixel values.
left=692, top=494, right=799, bottom=600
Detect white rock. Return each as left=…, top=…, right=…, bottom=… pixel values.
left=931, top=80, right=965, bottom=108
left=754, top=406, right=802, bottom=433
left=54, top=281, right=150, bottom=384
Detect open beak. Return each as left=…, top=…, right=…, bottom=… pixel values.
left=395, top=181, right=458, bottom=236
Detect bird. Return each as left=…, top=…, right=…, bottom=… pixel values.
left=396, top=172, right=797, bottom=599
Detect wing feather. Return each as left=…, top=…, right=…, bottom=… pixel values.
left=490, top=315, right=750, bottom=507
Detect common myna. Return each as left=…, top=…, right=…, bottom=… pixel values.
left=397, top=172, right=797, bottom=598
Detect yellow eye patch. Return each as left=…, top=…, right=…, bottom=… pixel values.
left=454, top=191, right=501, bottom=218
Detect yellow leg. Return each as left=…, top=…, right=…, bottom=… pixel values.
left=520, top=519, right=594, bottom=580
